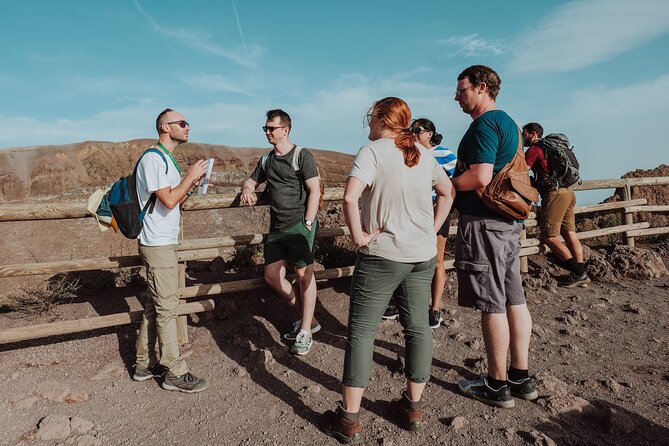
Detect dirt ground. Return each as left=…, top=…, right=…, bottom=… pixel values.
left=1, top=247, right=668, bottom=446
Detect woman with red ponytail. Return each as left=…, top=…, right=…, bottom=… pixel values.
left=323, top=97, right=455, bottom=443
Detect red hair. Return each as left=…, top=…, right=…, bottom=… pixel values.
left=369, top=97, right=419, bottom=167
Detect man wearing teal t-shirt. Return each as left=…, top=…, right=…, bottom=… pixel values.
left=451, top=66, right=538, bottom=408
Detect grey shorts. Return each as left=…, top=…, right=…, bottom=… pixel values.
left=455, top=214, right=526, bottom=313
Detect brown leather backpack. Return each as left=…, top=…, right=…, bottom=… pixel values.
left=475, top=130, right=539, bottom=220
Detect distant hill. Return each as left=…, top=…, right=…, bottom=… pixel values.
left=0, top=140, right=355, bottom=203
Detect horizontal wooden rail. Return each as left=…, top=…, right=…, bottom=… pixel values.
left=0, top=189, right=346, bottom=222
left=572, top=199, right=647, bottom=215
left=626, top=227, right=669, bottom=238
left=625, top=205, right=669, bottom=213
left=0, top=299, right=217, bottom=344
left=0, top=227, right=351, bottom=278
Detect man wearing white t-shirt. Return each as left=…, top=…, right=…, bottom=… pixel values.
left=132, top=108, right=209, bottom=393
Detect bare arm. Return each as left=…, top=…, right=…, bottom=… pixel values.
left=433, top=175, right=455, bottom=232
left=240, top=178, right=259, bottom=205
left=451, top=163, right=493, bottom=192
left=343, top=176, right=382, bottom=248
left=304, top=176, right=320, bottom=226
left=154, top=159, right=208, bottom=209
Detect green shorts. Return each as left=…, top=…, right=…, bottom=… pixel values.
left=264, top=219, right=318, bottom=268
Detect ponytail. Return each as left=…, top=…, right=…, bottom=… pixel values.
left=396, top=128, right=420, bottom=167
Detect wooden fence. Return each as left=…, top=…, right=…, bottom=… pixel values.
left=0, top=177, right=667, bottom=346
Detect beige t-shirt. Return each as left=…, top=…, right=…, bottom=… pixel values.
left=349, top=138, right=444, bottom=262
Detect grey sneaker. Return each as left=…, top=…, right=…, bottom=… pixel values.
left=558, top=272, right=591, bottom=288
left=162, top=372, right=209, bottom=393
left=290, top=332, right=313, bottom=356
left=132, top=363, right=167, bottom=382
left=428, top=309, right=443, bottom=329
left=458, top=375, right=515, bottom=409
left=283, top=319, right=321, bottom=341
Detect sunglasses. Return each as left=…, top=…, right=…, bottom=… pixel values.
left=167, top=120, right=189, bottom=128
left=262, top=125, right=287, bottom=133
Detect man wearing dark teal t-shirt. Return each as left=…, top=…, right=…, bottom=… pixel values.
left=451, top=65, right=538, bottom=409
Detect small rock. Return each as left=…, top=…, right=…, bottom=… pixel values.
left=450, top=333, right=465, bottom=341
left=34, top=380, right=71, bottom=402
left=303, top=384, right=321, bottom=394
left=528, top=429, right=558, bottom=446
left=444, top=318, right=460, bottom=330
left=66, top=391, right=90, bottom=404
left=448, top=416, right=469, bottom=430
left=604, top=379, right=625, bottom=395
left=14, top=396, right=39, bottom=410
left=565, top=308, right=588, bottom=321
left=70, top=417, right=94, bottom=435
left=36, top=415, right=71, bottom=441
left=622, top=303, right=645, bottom=315
left=538, top=394, right=591, bottom=415
left=256, top=349, right=275, bottom=365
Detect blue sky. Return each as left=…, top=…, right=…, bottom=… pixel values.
left=1, top=0, right=668, bottom=202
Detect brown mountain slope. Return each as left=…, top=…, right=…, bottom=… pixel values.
left=0, top=140, right=355, bottom=203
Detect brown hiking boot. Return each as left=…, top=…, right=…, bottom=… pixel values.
left=392, top=391, right=423, bottom=431
left=322, top=406, right=362, bottom=444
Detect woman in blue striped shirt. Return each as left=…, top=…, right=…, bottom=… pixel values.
left=412, top=118, right=457, bottom=328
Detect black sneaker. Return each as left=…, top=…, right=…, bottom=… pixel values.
left=382, top=305, right=399, bottom=320
left=558, top=272, right=591, bottom=288
left=162, top=371, right=209, bottom=393
left=428, top=309, right=443, bottom=329
left=507, top=376, right=539, bottom=400
left=132, top=363, right=167, bottom=382
left=457, top=375, right=515, bottom=408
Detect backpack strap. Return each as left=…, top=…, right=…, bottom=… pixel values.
left=260, top=150, right=274, bottom=174
left=291, top=145, right=303, bottom=171
left=135, top=148, right=170, bottom=216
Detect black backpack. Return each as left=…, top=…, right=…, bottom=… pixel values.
left=537, top=133, right=581, bottom=190
left=105, top=148, right=168, bottom=239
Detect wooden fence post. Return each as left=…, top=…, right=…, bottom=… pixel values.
left=622, top=183, right=635, bottom=248
left=520, top=226, right=528, bottom=273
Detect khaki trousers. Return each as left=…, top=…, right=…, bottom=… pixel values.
left=135, top=243, right=187, bottom=376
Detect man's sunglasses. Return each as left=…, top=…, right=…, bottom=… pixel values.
left=262, top=125, right=287, bottom=133
left=167, top=120, right=189, bottom=128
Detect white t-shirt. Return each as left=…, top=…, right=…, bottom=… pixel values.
left=136, top=150, right=182, bottom=246
left=349, top=138, right=444, bottom=263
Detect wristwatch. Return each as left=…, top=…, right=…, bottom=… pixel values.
left=305, top=219, right=313, bottom=226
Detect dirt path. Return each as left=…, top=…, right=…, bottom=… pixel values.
left=2, top=268, right=669, bottom=446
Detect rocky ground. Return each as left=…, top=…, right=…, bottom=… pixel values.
left=1, top=243, right=668, bottom=446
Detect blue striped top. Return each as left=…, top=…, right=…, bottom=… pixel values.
left=430, top=146, right=456, bottom=200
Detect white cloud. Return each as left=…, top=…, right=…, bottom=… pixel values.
left=509, top=0, right=669, bottom=73
left=132, top=0, right=263, bottom=69
left=436, top=34, right=506, bottom=57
